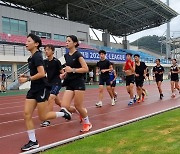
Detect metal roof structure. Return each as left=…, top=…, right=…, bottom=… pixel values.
left=1, top=0, right=179, bottom=37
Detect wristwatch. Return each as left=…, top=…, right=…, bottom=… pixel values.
left=27, top=76, right=31, bottom=81
left=72, top=68, right=76, bottom=73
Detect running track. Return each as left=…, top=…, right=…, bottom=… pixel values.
left=0, top=82, right=180, bottom=154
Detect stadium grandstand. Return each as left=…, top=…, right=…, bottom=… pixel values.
left=0, top=0, right=178, bottom=90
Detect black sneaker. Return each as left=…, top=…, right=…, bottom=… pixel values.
left=160, top=94, right=163, bottom=100
left=40, top=120, right=50, bottom=127
left=60, top=107, right=72, bottom=120
left=21, top=140, right=39, bottom=151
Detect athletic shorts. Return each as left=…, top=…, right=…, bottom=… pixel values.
left=110, top=81, right=116, bottom=87
left=50, top=85, right=61, bottom=96
left=171, top=76, right=179, bottom=82
left=126, top=75, right=135, bottom=86
left=155, top=77, right=163, bottom=83
left=65, top=78, right=85, bottom=91
left=26, top=88, right=50, bottom=102
left=135, top=77, right=144, bottom=87
left=99, top=76, right=110, bottom=86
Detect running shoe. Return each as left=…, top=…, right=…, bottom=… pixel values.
left=160, top=94, right=163, bottom=100
left=60, top=107, right=72, bottom=120
left=40, top=120, right=50, bottom=127
left=114, top=92, right=118, bottom=102
left=80, top=123, right=92, bottom=132
left=133, top=95, right=137, bottom=103
left=21, top=140, right=39, bottom=151
left=142, top=95, right=145, bottom=102
left=171, top=94, right=176, bottom=98
left=137, top=98, right=141, bottom=103
left=128, top=100, right=133, bottom=106
left=96, top=101, right=102, bottom=107
left=111, top=98, right=116, bottom=106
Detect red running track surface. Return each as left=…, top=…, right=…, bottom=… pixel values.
left=0, top=82, right=180, bottom=154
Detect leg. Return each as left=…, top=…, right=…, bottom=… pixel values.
left=61, top=90, right=74, bottom=111
left=171, top=81, right=175, bottom=94
left=157, top=81, right=162, bottom=94
left=47, top=94, right=57, bottom=112
left=98, top=85, right=104, bottom=101
left=24, top=99, right=37, bottom=130
left=74, top=90, right=87, bottom=118
left=129, top=83, right=134, bottom=99
left=106, top=85, right=114, bottom=99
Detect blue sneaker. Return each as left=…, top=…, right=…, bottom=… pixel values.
left=133, top=95, right=137, bottom=103
left=128, top=101, right=133, bottom=106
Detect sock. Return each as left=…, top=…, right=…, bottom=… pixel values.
left=56, top=112, right=64, bottom=118
left=83, top=116, right=90, bottom=124
left=131, top=99, right=134, bottom=102
left=27, top=130, right=36, bottom=142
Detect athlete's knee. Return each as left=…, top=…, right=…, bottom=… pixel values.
left=23, top=111, right=32, bottom=120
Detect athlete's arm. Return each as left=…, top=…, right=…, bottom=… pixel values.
left=30, top=66, right=46, bottom=80
left=65, top=57, right=88, bottom=73
left=113, top=70, right=117, bottom=81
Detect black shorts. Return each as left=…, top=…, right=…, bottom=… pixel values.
left=135, top=77, right=144, bottom=87
left=171, top=76, right=179, bottom=82
left=126, top=75, right=135, bottom=86
left=110, top=81, right=116, bottom=87
left=65, top=78, right=85, bottom=91
left=99, top=76, right=110, bottom=86
left=155, top=77, right=163, bottom=83
left=50, top=84, right=61, bottom=95
left=26, top=88, right=50, bottom=102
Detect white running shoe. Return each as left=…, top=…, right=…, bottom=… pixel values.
left=96, top=101, right=102, bottom=107
left=111, top=98, right=115, bottom=106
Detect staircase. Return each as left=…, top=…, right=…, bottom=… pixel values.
left=7, top=63, right=30, bottom=90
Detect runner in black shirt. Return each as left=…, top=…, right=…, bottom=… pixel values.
left=0, top=70, right=6, bottom=92
left=169, top=59, right=180, bottom=98
left=153, top=59, right=164, bottom=99
left=40, top=44, right=64, bottom=127
left=60, top=35, right=92, bottom=132
left=19, top=34, right=71, bottom=151
left=96, top=50, right=115, bottom=107
left=134, top=54, right=147, bottom=103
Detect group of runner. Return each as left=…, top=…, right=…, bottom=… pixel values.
left=18, top=33, right=179, bottom=151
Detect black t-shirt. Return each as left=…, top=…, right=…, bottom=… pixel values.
left=44, top=57, right=62, bottom=85
left=1, top=73, right=6, bottom=81
left=135, top=62, right=147, bottom=78
left=28, top=50, right=47, bottom=90
left=170, top=65, right=179, bottom=79
left=64, top=51, right=84, bottom=80
left=153, top=65, right=164, bottom=79
left=97, top=59, right=110, bottom=78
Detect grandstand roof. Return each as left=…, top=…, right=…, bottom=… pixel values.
left=1, top=0, right=179, bottom=36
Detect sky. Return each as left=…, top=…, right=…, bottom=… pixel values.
left=89, top=0, right=180, bottom=43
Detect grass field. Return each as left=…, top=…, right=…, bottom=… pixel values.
left=44, top=108, right=180, bottom=154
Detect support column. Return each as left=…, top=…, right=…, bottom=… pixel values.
left=66, top=4, right=69, bottom=20
left=122, top=35, right=129, bottom=49
left=102, top=29, right=110, bottom=47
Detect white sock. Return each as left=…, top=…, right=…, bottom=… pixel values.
left=131, top=99, right=134, bottom=102
left=56, top=112, right=64, bottom=118
left=83, top=116, right=90, bottom=124
left=27, top=130, right=36, bottom=142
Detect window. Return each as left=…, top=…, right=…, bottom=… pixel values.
left=2, top=17, right=27, bottom=36
left=31, top=31, right=51, bottom=39
left=54, top=34, right=66, bottom=41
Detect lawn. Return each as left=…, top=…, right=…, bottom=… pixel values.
left=44, top=108, right=180, bottom=154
